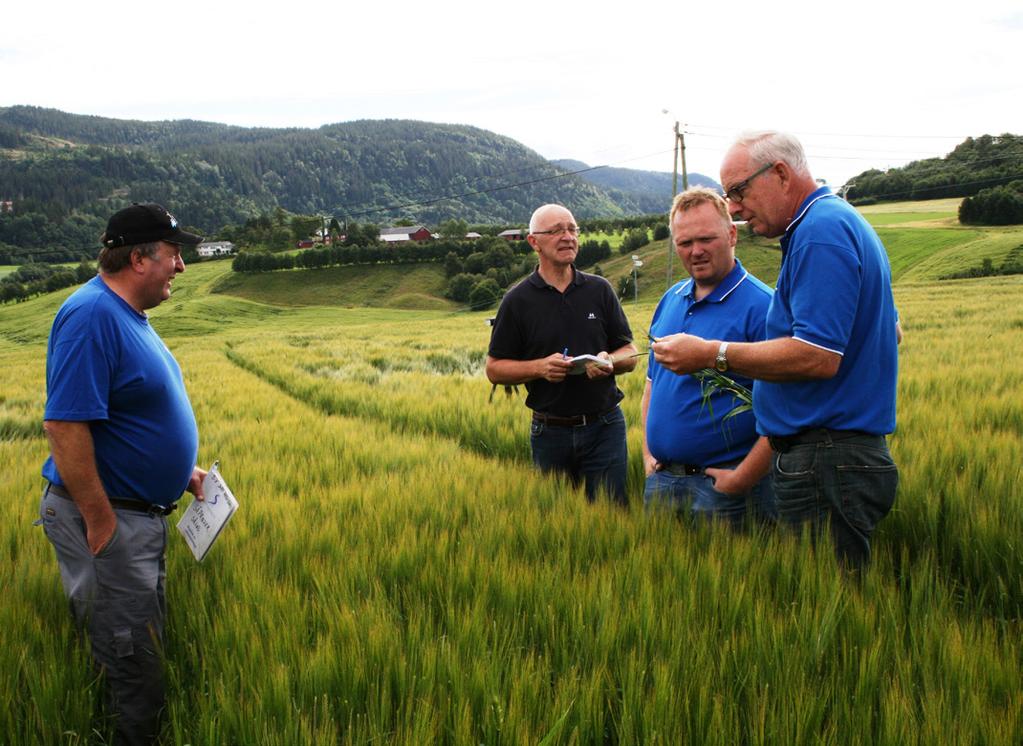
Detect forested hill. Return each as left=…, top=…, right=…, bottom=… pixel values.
left=0, top=106, right=653, bottom=254
left=553, top=159, right=720, bottom=215
left=846, top=133, right=1023, bottom=204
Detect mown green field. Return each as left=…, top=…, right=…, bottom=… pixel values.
left=213, top=262, right=457, bottom=310
left=2, top=201, right=1023, bottom=744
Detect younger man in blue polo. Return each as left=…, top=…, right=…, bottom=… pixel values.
left=643, top=187, right=775, bottom=525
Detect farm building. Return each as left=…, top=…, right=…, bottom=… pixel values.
left=197, top=241, right=236, bottom=257
left=379, top=226, right=433, bottom=243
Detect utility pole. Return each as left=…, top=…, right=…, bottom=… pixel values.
left=667, top=120, right=680, bottom=288
left=665, top=118, right=689, bottom=289
left=679, top=124, right=688, bottom=193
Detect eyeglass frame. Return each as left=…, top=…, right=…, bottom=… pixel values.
left=531, top=225, right=581, bottom=237
left=724, top=162, right=775, bottom=203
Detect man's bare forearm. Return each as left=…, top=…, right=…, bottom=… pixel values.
left=653, top=335, right=841, bottom=382
left=43, top=420, right=116, bottom=552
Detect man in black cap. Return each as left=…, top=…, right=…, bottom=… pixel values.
left=38, top=203, right=206, bottom=744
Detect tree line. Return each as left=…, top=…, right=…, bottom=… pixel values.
left=232, top=228, right=623, bottom=310
left=0, top=261, right=95, bottom=304
left=847, top=134, right=1023, bottom=209
left=958, top=182, right=1023, bottom=226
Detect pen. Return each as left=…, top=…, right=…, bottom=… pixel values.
left=562, top=347, right=569, bottom=359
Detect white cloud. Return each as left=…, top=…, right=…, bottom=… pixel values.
left=2, top=0, right=1021, bottom=189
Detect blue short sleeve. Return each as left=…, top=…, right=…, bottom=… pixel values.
left=45, top=314, right=115, bottom=422
left=786, top=241, right=860, bottom=354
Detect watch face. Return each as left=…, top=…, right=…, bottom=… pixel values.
left=716, top=359, right=727, bottom=372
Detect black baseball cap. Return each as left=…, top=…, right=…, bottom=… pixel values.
left=101, top=203, right=203, bottom=248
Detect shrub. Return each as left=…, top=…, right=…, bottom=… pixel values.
left=468, top=278, right=502, bottom=311
left=959, top=186, right=1023, bottom=226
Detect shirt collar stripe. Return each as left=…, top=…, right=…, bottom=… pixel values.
left=785, top=192, right=838, bottom=234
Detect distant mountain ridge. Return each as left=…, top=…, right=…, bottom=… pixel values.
left=553, top=159, right=721, bottom=214
left=0, top=106, right=684, bottom=253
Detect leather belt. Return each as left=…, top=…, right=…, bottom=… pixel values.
left=45, top=482, right=177, bottom=516
left=768, top=428, right=879, bottom=453
left=659, top=462, right=705, bottom=476
left=532, top=407, right=616, bottom=427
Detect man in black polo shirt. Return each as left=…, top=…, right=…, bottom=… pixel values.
left=486, top=204, right=638, bottom=506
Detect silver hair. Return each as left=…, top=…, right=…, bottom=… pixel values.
left=734, top=130, right=812, bottom=178
left=528, top=204, right=571, bottom=234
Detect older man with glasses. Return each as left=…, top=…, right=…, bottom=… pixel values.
left=486, top=203, right=638, bottom=506
left=652, top=132, right=900, bottom=570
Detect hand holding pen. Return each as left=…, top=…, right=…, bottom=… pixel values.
left=537, top=348, right=573, bottom=383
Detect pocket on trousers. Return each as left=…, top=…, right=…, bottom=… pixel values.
left=775, top=447, right=815, bottom=477
left=113, top=626, right=135, bottom=658
left=94, top=520, right=123, bottom=559
left=836, top=463, right=899, bottom=535
left=773, top=448, right=817, bottom=523
left=599, top=408, right=624, bottom=426
left=40, top=498, right=91, bottom=556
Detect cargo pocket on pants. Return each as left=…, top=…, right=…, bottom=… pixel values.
left=113, top=627, right=134, bottom=658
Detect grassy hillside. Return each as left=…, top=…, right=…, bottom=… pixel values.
left=857, top=197, right=963, bottom=223
left=211, top=262, right=456, bottom=311
left=0, top=106, right=636, bottom=251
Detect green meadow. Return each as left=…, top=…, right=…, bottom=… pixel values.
left=2, top=199, right=1022, bottom=744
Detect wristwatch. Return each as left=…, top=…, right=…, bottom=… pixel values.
left=715, top=341, right=729, bottom=372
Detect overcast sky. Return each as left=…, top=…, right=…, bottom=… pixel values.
left=3, top=0, right=1021, bottom=190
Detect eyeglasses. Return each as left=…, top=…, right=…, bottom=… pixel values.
left=532, top=225, right=580, bottom=236
left=724, top=162, right=775, bottom=203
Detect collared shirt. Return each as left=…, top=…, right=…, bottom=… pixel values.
left=754, top=186, right=899, bottom=436
left=646, top=259, right=773, bottom=465
left=488, top=266, right=633, bottom=415
left=42, top=276, right=199, bottom=506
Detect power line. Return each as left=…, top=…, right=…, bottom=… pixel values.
left=684, top=122, right=982, bottom=140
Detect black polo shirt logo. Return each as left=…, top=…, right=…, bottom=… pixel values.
left=587, top=312, right=596, bottom=319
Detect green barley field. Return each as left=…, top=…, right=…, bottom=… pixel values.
left=2, top=200, right=1022, bottom=744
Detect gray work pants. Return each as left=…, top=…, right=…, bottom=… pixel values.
left=38, top=487, right=169, bottom=746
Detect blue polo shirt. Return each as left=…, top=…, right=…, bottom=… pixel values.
left=647, top=259, right=773, bottom=466
left=754, top=188, right=898, bottom=436
left=42, top=276, right=199, bottom=506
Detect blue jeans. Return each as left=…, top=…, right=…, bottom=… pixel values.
left=772, top=433, right=898, bottom=569
left=644, top=463, right=776, bottom=528
left=530, top=406, right=628, bottom=506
